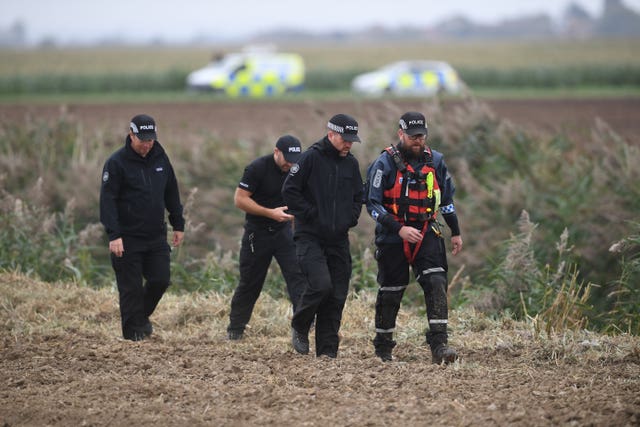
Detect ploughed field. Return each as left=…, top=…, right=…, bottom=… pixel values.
left=1, top=273, right=639, bottom=426
left=1, top=98, right=639, bottom=146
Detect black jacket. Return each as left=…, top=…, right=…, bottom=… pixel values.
left=282, top=136, right=363, bottom=242
left=100, top=136, right=184, bottom=241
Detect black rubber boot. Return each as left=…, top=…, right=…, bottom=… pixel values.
left=373, top=333, right=396, bottom=362
left=227, top=329, right=244, bottom=341
left=291, top=327, right=310, bottom=354
left=426, top=331, right=457, bottom=364
left=143, top=319, right=153, bottom=337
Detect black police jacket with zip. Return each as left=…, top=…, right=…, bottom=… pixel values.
left=100, top=136, right=185, bottom=241
left=282, top=136, right=363, bottom=242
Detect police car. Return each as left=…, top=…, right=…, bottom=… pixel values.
left=351, top=60, right=463, bottom=97
left=186, top=51, right=305, bottom=97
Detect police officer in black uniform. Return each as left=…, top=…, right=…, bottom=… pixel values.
left=227, top=135, right=307, bottom=340
left=283, top=114, right=364, bottom=358
left=100, top=114, right=185, bottom=341
left=365, top=111, right=462, bottom=363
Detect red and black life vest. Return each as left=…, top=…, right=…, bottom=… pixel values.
left=382, top=144, right=442, bottom=263
left=382, top=144, right=441, bottom=226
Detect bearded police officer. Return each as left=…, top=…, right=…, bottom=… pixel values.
left=100, top=114, right=185, bottom=341
left=365, top=111, right=462, bottom=363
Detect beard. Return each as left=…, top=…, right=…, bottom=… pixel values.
left=398, top=141, right=424, bottom=161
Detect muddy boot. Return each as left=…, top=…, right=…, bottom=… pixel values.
left=227, top=329, right=244, bottom=341
left=431, top=344, right=458, bottom=364
left=226, top=322, right=244, bottom=340
left=373, top=333, right=396, bottom=362
left=427, top=331, right=457, bottom=364
left=375, top=347, right=393, bottom=362
left=142, top=319, right=153, bottom=337
left=291, top=327, right=309, bottom=354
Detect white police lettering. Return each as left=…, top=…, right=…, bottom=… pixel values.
left=288, top=147, right=301, bottom=153
left=373, top=169, right=383, bottom=188
left=140, top=124, right=155, bottom=130
left=239, top=182, right=249, bottom=189
left=408, top=120, right=424, bottom=126
left=328, top=121, right=358, bottom=134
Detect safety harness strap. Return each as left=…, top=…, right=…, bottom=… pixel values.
left=403, top=221, right=428, bottom=264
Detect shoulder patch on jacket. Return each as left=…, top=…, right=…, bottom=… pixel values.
left=102, top=171, right=109, bottom=182
left=372, top=169, right=383, bottom=188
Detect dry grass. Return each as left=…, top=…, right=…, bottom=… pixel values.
left=2, top=271, right=638, bottom=364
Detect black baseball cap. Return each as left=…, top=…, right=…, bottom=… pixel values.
left=399, top=111, right=428, bottom=137
left=130, top=114, right=157, bottom=140
left=327, top=113, right=361, bottom=143
left=276, top=134, right=302, bottom=163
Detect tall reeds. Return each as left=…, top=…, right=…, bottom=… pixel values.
left=1, top=98, right=638, bottom=334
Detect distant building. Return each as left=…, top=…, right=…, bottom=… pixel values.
left=596, top=0, right=640, bottom=37
left=0, top=21, right=26, bottom=47
left=562, top=3, right=595, bottom=39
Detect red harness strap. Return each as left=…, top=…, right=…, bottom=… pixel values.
left=403, top=221, right=429, bottom=264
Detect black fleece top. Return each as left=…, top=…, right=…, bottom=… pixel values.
left=100, top=136, right=184, bottom=241
left=282, top=136, right=363, bottom=242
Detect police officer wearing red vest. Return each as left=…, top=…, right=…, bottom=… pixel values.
left=226, top=135, right=307, bottom=340
left=100, top=114, right=185, bottom=341
left=365, top=111, right=462, bottom=363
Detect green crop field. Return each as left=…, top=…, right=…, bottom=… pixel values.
left=2, top=39, right=640, bottom=75
left=1, top=39, right=640, bottom=99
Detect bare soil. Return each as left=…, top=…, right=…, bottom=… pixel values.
left=1, top=97, right=639, bottom=146
left=1, top=271, right=639, bottom=427
left=1, top=98, right=639, bottom=426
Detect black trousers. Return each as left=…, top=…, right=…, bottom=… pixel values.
left=292, top=237, right=351, bottom=357
left=110, top=235, right=171, bottom=340
left=228, top=225, right=306, bottom=333
left=373, top=229, right=449, bottom=349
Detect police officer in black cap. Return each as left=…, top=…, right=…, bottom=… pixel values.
left=283, top=114, right=364, bottom=358
left=227, top=135, right=307, bottom=340
left=365, top=111, right=462, bottom=364
left=100, top=114, right=185, bottom=341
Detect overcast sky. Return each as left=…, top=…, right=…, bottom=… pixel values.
left=2, top=0, right=640, bottom=44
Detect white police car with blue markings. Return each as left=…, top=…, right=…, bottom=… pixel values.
left=186, top=50, right=305, bottom=98
left=351, top=60, right=463, bottom=97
